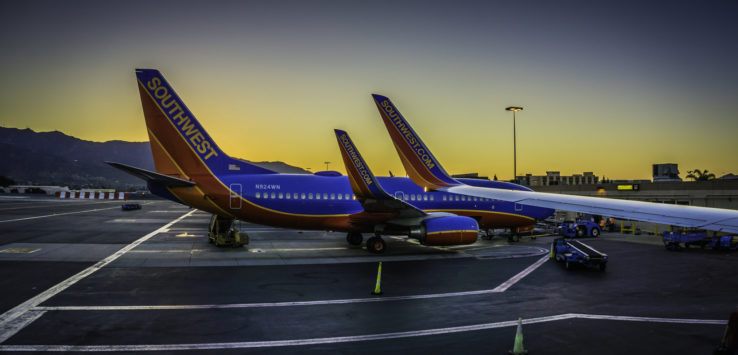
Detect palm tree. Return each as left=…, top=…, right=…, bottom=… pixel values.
left=686, top=169, right=716, bottom=181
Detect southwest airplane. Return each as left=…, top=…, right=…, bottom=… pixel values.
left=371, top=94, right=738, bottom=234
left=108, top=69, right=554, bottom=253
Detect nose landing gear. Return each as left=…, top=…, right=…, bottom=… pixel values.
left=208, top=214, right=248, bottom=247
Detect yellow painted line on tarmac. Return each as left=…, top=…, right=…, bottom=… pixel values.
left=175, top=232, right=199, bottom=238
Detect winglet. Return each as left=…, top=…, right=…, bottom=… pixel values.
left=371, top=94, right=460, bottom=190
left=334, top=129, right=391, bottom=200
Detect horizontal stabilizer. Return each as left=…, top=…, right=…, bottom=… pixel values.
left=106, top=161, right=195, bottom=187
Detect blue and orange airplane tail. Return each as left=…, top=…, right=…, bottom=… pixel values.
left=135, top=69, right=275, bottom=179
left=334, top=129, right=392, bottom=201
left=371, top=94, right=460, bottom=190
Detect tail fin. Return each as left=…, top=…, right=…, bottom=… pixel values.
left=334, top=129, right=392, bottom=200
left=135, top=69, right=275, bottom=178
left=334, top=129, right=425, bottom=218
left=371, top=94, right=459, bottom=190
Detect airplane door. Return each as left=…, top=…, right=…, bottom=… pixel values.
left=229, top=184, right=242, bottom=209
left=514, top=203, right=523, bottom=212
left=394, top=191, right=405, bottom=200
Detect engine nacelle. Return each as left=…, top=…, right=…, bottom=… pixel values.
left=420, top=216, right=479, bottom=246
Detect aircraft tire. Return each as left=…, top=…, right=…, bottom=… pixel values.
left=366, top=237, right=386, bottom=254
left=591, top=228, right=600, bottom=238
left=347, top=232, right=363, bottom=246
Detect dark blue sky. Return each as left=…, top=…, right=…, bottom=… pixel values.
left=1, top=0, right=736, bottom=178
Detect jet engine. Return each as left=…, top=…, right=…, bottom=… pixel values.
left=410, top=215, right=479, bottom=246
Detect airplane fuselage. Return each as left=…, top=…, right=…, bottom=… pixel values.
left=150, top=173, right=554, bottom=232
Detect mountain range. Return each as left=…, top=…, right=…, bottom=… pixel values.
left=0, top=127, right=310, bottom=189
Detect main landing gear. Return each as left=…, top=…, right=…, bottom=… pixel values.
left=346, top=232, right=363, bottom=246
left=365, top=236, right=386, bottom=254
left=346, top=232, right=385, bottom=253
left=208, top=214, right=248, bottom=247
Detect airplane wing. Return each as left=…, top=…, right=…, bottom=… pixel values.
left=106, top=161, right=195, bottom=187
left=448, top=185, right=738, bottom=233
left=370, top=94, right=738, bottom=234
left=334, top=129, right=426, bottom=219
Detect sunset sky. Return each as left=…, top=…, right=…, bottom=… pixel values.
left=1, top=0, right=736, bottom=180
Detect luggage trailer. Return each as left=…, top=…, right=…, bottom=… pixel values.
left=551, top=238, right=608, bottom=271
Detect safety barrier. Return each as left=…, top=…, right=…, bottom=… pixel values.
left=55, top=191, right=128, bottom=200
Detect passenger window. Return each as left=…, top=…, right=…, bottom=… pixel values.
left=430, top=195, right=434, bottom=201
left=316, top=193, right=321, bottom=200
left=278, top=193, right=283, bottom=199
left=294, top=193, right=298, bottom=199
left=346, top=194, right=351, bottom=200
left=454, top=196, right=459, bottom=201
left=255, top=192, right=261, bottom=199
left=423, top=195, right=428, bottom=201
left=308, top=193, right=313, bottom=199
left=286, top=193, right=291, bottom=199
left=330, top=193, right=335, bottom=200
left=270, top=192, right=276, bottom=199
left=301, top=193, right=306, bottom=199
left=338, top=194, right=343, bottom=200
left=410, top=195, right=415, bottom=201
left=442, top=195, right=447, bottom=201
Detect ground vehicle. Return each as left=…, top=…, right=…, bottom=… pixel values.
left=663, top=231, right=738, bottom=251
left=121, top=203, right=141, bottom=211
left=662, top=231, right=708, bottom=250
left=707, top=235, right=738, bottom=251
left=558, top=220, right=601, bottom=238
left=551, top=237, right=608, bottom=271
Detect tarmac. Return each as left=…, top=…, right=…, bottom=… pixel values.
left=0, top=194, right=737, bottom=354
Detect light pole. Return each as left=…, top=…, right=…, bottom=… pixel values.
left=505, top=106, right=523, bottom=183
left=324, top=161, right=331, bottom=170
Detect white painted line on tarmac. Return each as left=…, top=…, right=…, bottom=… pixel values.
left=36, top=254, right=551, bottom=312
left=0, top=313, right=725, bottom=351
left=573, top=313, right=727, bottom=325
left=34, top=288, right=501, bottom=311
left=0, top=206, right=122, bottom=223
left=0, top=311, right=46, bottom=344
left=492, top=254, right=549, bottom=292
left=0, top=210, right=197, bottom=344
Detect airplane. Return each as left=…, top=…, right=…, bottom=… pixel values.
left=370, top=94, right=738, bottom=234
left=107, top=69, right=554, bottom=253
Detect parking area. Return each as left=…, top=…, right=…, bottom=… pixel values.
left=0, top=196, right=736, bottom=353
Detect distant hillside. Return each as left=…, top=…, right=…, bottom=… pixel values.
left=0, top=127, right=310, bottom=189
